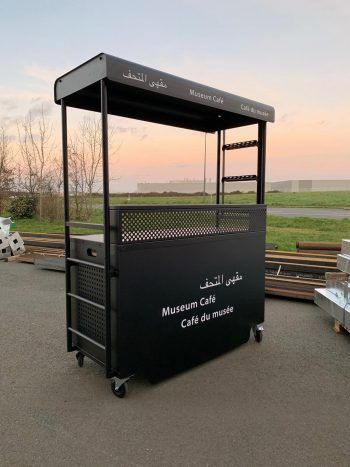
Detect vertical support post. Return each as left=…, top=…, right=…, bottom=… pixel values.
left=61, top=99, right=73, bottom=351
left=216, top=130, right=221, bottom=204
left=203, top=133, right=207, bottom=203
left=101, top=79, right=112, bottom=376
left=257, top=122, right=266, bottom=204
left=221, top=130, right=226, bottom=204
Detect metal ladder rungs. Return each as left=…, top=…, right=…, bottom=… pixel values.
left=222, top=140, right=258, bottom=151
left=67, top=257, right=105, bottom=269
left=222, top=175, right=257, bottom=182
left=66, top=221, right=104, bottom=230
left=67, top=292, right=105, bottom=311
left=67, top=327, right=105, bottom=350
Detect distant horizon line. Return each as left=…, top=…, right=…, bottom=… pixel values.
left=138, top=178, right=350, bottom=184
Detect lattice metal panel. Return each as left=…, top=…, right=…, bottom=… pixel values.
left=119, top=206, right=266, bottom=244
left=76, top=264, right=105, bottom=344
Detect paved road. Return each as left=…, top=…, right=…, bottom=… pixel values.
left=1, top=262, right=349, bottom=466
left=268, top=207, right=350, bottom=219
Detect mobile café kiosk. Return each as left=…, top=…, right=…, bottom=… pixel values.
left=54, top=53, right=275, bottom=398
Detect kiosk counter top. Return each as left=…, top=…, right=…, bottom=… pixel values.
left=54, top=53, right=275, bottom=132
left=71, top=204, right=266, bottom=245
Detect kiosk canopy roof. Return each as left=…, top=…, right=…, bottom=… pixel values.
left=55, top=53, right=275, bottom=132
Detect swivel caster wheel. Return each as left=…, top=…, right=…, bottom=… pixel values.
left=76, top=352, right=84, bottom=367
left=111, top=380, right=128, bottom=398
left=254, top=329, right=263, bottom=343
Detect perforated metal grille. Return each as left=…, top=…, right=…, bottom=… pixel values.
left=77, top=303, right=105, bottom=344
left=76, top=264, right=105, bottom=344
left=77, top=264, right=105, bottom=305
left=119, top=206, right=265, bottom=244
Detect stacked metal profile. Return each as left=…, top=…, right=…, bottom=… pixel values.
left=314, top=240, right=350, bottom=331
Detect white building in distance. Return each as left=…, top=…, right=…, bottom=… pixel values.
left=137, top=179, right=350, bottom=194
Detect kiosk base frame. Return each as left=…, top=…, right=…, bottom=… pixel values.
left=68, top=205, right=266, bottom=393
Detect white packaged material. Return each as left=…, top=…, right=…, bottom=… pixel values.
left=315, top=288, right=347, bottom=323
left=9, top=232, right=26, bottom=256
left=341, top=239, right=350, bottom=256
left=0, top=245, right=11, bottom=259
left=315, top=237, right=350, bottom=331
left=344, top=309, right=350, bottom=329
left=0, top=233, right=10, bottom=249
left=0, top=217, right=12, bottom=237
left=337, top=254, right=350, bottom=274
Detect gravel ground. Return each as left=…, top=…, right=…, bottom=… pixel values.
left=1, top=261, right=349, bottom=467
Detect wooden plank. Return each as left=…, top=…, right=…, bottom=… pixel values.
left=333, top=320, right=350, bottom=335
left=21, top=238, right=65, bottom=249
left=265, top=287, right=314, bottom=300
left=6, top=254, right=34, bottom=264
left=266, top=254, right=337, bottom=266
left=325, top=272, right=348, bottom=281
left=298, top=249, right=339, bottom=256
left=266, top=261, right=338, bottom=276
left=33, top=248, right=65, bottom=256
left=265, top=274, right=324, bottom=286
left=266, top=250, right=336, bottom=259
left=20, top=232, right=65, bottom=239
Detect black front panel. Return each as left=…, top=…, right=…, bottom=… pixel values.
left=68, top=205, right=266, bottom=380
left=116, top=231, right=265, bottom=381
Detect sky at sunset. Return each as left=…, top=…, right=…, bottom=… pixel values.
left=0, top=0, right=349, bottom=192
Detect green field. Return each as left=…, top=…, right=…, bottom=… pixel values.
left=266, top=217, right=350, bottom=250
left=98, top=191, right=350, bottom=208
left=11, top=214, right=350, bottom=252
left=4, top=191, right=350, bottom=251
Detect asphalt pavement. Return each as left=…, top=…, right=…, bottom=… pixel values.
left=1, top=262, right=349, bottom=466
left=267, top=207, right=350, bottom=219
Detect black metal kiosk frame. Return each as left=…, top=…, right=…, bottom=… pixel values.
left=55, top=53, right=275, bottom=397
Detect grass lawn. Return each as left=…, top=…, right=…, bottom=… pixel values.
left=266, top=216, right=350, bottom=250
left=98, top=191, right=350, bottom=209
left=11, top=213, right=102, bottom=236
left=3, top=191, right=350, bottom=251
left=11, top=218, right=66, bottom=234
left=9, top=214, right=350, bottom=252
